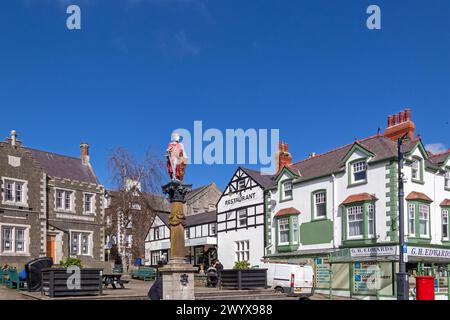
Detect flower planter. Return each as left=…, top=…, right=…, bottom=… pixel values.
left=41, top=268, right=103, bottom=297
left=220, top=269, right=268, bottom=290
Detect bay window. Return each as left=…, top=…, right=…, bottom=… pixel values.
left=409, top=204, right=416, bottom=236
left=347, top=206, right=364, bottom=238
left=443, top=210, right=449, bottom=241
left=292, top=216, right=299, bottom=244
left=368, top=204, right=375, bottom=237
left=419, top=204, right=430, bottom=237
left=278, top=218, right=290, bottom=245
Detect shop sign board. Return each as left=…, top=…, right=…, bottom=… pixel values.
left=408, top=247, right=450, bottom=259
left=350, top=246, right=398, bottom=258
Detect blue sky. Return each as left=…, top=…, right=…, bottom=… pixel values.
left=1, top=0, right=449, bottom=191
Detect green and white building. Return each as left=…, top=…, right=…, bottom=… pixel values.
left=263, top=109, right=450, bottom=299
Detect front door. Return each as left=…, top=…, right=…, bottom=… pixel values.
left=46, top=235, right=56, bottom=262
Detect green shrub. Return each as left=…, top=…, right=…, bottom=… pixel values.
left=59, top=257, right=83, bottom=269
left=233, top=261, right=251, bottom=269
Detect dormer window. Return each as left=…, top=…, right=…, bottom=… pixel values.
left=411, top=157, right=424, bottom=183
left=353, top=161, right=367, bottom=183
left=281, top=180, right=293, bottom=201
left=412, top=160, right=419, bottom=180
left=445, top=170, right=450, bottom=189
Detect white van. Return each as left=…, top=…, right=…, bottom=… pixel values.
left=264, top=263, right=314, bottom=297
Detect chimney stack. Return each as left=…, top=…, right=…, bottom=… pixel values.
left=80, top=142, right=90, bottom=165
left=276, top=141, right=293, bottom=174
left=383, top=108, right=415, bottom=141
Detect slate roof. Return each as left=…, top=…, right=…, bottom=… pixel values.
left=240, top=167, right=276, bottom=189
left=286, top=135, right=446, bottom=183
left=25, top=147, right=99, bottom=184
left=429, top=150, right=450, bottom=166
left=156, top=210, right=216, bottom=227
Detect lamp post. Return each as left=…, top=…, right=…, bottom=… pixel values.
left=396, top=134, right=409, bottom=300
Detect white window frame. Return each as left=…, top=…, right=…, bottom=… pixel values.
left=292, top=216, right=299, bottom=244
left=151, top=251, right=161, bottom=266
left=445, top=170, right=450, bottom=189
left=1, top=177, right=28, bottom=207
left=0, top=223, right=30, bottom=256
left=314, top=191, right=327, bottom=218
left=411, top=159, right=420, bottom=180
left=367, top=204, right=375, bottom=238
left=238, top=208, right=247, bottom=227
left=352, top=161, right=367, bottom=183
left=209, top=223, right=216, bottom=236
left=419, top=204, right=430, bottom=238
left=70, top=230, right=93, bottom=257
left=408, top=203, right=416, bottom=237
left=235, top=240, right=249, bottom=262
left=278, top=217, right=290, bottom=245
left=282, top=180, right=293, bottom=200
left=55, top=188, right=75, bottom=213
left=443, top=210, right=449, bottom=241
left=347, top=205, right=364, bottom=239
left=83, top=193, right=95, bottom=215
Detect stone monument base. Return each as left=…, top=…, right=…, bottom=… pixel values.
left=160, top=261, right=198, bottom=300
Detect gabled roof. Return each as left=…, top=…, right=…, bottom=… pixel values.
left=429, top=150, right=450, bottom=167
left=406, top=191, right=433, bottom=203
left=288, top=135, right=398, bottom=183
left=240, top=167, right=275, bottom=189
left=274, top=207, right=301, bottom=218
left=341, top=193, right=378, bottom=205
left=25, top=147, right=99, bottom=184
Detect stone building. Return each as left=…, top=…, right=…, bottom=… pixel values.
left=0, top=130, right=106, bottom=269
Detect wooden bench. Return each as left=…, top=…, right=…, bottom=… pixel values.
left=130, top=266, right=156, bottom=281
left=4, top=269, right=27, bottom=291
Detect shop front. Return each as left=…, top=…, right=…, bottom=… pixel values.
left=322, top=244, right=450, bottom=300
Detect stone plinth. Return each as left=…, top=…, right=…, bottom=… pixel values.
left=161, top=180, right=195, bottom=300
left=160, top=263, right=198, bottom=300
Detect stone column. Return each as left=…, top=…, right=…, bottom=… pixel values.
left=160, top=181, right=197, bottom=300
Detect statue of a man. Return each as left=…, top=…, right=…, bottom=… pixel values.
left=166, top=132, right=188, bottom=181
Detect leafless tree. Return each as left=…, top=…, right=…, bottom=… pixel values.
left=105, top=147, right=165, bottom=267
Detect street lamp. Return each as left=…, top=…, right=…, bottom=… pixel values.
left=396, top=134, right=409, bottom=300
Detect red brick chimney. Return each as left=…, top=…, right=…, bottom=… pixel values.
left=383, top=108, right=415, bottom=141
left=80, top=142, right=90, bottom=165
left=276, top=141, right=292, bottom=174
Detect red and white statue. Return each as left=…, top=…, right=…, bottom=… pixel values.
left=166, top=132, right=188, bottom=181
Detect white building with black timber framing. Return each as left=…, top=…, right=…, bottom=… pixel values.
left=216, top=167, right=275, bottom=269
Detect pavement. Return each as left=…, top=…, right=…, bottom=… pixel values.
left=1, top=277, right=353, bottom=300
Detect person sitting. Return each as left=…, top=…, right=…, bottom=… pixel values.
left=206, top=265, right=218, bottom=288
